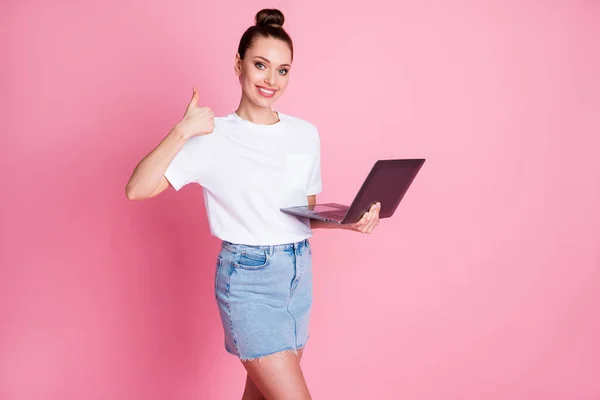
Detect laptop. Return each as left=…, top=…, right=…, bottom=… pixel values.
left=280, top=159, right=425, bottom=224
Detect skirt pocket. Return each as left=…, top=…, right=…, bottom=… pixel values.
left=232, top=248, right=271, bottom=270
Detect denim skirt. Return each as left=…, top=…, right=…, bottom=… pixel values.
left=214, top=238, right=313, bottom=361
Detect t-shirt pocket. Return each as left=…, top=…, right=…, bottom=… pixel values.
left=285, top=153, right=313, bottom=192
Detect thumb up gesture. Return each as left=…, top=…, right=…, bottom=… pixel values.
left=178, top=87, right=215, bottom=139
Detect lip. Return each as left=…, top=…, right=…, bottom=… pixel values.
left=256, top=85, right=277, bottom=98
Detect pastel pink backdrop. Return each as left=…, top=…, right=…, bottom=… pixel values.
left=2, top=1, right=599, bottom=399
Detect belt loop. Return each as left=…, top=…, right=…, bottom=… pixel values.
left=269, top=245, right=273, bottom=256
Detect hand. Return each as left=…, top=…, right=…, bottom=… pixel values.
left=177, top=87, right=215, bottom=139
left=351, top=202, right=381, bottom=234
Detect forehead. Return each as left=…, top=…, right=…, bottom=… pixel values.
left=246, top=36, right=292, bottom=65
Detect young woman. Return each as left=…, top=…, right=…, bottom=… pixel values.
left=125, top=8, right=380, bottom=400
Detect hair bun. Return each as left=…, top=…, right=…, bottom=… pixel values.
left=255, top=8, right=285, bottom=28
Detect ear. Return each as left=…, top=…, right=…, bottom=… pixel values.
left=234, top=53, right=242, bottom=76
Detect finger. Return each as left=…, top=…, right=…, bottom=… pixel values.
left=372, top=204, right=382, bottom=227
left=357, top=212, right=369, bottom=225
left=363, top=214, right=377, bottom=233
left=356, top=205, right=378, bottom=231
left=366, top=216, right=379, bottom=233
left=363, top=204, right=378, bottom=223
left=369, top=204, right=379, bottom=220
left=358, top=212, right=374, bottom=233
left=364, top=206, right=381, bottom=233
left=353, top=216, right=368, bottom=232
left=187, top=87, right=199, bottom=111
left=364, top=204, right=378, bottom=220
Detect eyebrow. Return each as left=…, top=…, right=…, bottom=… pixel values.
left=253, top=56, right=290, bottom=68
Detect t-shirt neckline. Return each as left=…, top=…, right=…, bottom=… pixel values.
left=232, top=110, right=285, bottom=130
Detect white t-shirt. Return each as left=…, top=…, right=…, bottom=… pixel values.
left=164, top=111, right=322, bottom=245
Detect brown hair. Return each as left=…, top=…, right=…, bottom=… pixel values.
left=237, top=9, right=294, bottom=61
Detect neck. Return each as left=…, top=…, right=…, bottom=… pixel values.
left=235, top=95, right=279, bottom=125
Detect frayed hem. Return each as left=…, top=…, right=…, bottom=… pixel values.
left=235, top=342, right=308, bottom=363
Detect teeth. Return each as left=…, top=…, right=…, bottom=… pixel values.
left=259, top=87, right=275, bottom=95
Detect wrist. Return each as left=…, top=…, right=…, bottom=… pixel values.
left=170, top=122, right=191, bottom=142
left=342, top=223, right=356, bottom=231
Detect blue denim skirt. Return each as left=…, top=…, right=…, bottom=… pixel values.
left=214, top=239, right=313, bottom=361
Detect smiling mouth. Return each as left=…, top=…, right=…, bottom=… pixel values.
left=256, top=86, right=276, bottom=98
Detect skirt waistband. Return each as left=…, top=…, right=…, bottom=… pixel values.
left=221, top=238, right=309, bottom=255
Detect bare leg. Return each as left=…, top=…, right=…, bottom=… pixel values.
left=241, top=348, right=307, bottom=400
left=241, top=373, right=265, bottom=400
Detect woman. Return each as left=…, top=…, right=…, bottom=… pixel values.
left=125, top=8, right=380, bottom=400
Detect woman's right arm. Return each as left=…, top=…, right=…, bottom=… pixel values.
left=125, top=88, right=214, bottom=201
left=125, top=126, right=188, bottom=200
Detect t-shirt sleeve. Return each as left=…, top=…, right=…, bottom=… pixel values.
left=307, top=128, right=323, bottom=195
left=164, top=135, right=210, bottom=191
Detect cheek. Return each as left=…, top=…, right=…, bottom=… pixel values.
left=241, top=71, right=260, bottom=91
left=239, top=72, right=254, bottom=91
left=277, top=76, right=290, bottom=91
left=243, top=66, right=263, bottom=82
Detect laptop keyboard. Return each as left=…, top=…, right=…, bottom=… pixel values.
left=317, top=210, right=347, bottom=220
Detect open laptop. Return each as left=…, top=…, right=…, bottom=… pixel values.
left=280, top=159, right=425, bottom=224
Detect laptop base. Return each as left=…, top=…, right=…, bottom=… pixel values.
left=280, top=203, right=350, bottom=224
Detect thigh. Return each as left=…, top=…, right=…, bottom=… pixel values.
left=244, top=347, right=306, bottom=398
left=242, top=350, right=311, bottom=400
left=243, top=348, right=306, bottom=400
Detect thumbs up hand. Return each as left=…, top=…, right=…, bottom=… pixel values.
left=177, top=87, right=215, bottom=139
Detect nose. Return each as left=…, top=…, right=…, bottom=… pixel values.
left=264, top=68, right=276, bottom=86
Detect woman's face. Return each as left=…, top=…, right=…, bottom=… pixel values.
left=235, top=36, right=292, bottom=108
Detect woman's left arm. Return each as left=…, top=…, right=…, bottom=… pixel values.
left=307, top=195, right=381, bottom=234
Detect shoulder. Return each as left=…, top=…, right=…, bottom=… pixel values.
left=212, top=113, right=236, bottom=131
left=214, top=113, right=236, bottom=124
left=193, top=113, right=234, bottom=139
left=279, top=112, right=320, bottom=139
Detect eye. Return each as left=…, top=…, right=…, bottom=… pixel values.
left=279, top=69, right=289, bottom=75
left=255, top=62, right=265, bottom=69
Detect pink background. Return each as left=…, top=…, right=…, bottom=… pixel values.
left=2, top=1, right=599, bottom=399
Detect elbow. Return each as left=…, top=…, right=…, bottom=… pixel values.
left=125, top=191, right=138, bottom=201
left=125, top=183, right=146, bottom=201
